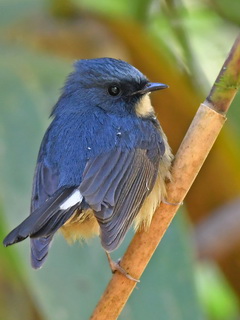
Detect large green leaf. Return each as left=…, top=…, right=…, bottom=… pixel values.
left=0, top=205, right=44, bottom=320
left=0, top=0, right=43, bottom=27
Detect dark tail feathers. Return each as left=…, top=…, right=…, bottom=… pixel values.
left=31, top=236, right=53, bottom=269
left=3, top=187, right=81, bottom=268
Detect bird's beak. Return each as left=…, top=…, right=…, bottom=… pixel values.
left=131, top=82, right=169, bottom=95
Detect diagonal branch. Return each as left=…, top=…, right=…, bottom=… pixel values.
left=90, top=34, right=240, bottom=320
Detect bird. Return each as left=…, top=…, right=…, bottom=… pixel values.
left=3, top=58, right=173, bottom=281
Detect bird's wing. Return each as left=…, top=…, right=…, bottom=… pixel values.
left=31, top=161, right=60, bottom=212
left=80, top=147, right=160, bottom=252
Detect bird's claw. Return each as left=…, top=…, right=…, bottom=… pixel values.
left=162, top=199, right=183, bottom=206
left=106, top=252, right=140, bottom=283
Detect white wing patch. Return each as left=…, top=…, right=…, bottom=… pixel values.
left=60, top=189, right=83, bottom=210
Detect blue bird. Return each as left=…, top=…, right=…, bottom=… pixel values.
left=3, top=58, right=173, bottom=280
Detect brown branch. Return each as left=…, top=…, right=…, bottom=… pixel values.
left=90, top=35, right=240, bottom=320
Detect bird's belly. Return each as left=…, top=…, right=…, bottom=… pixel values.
left=60, top=208, right=100, bottom=243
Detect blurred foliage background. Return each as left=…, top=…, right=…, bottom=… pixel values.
left=0, top=0, right=240, bottom=319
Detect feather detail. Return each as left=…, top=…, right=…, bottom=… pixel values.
left=60, top=208, right=100, bottom=243
left=134, top=130, right=173, bottom=230
left=31, top=236, right=53, bottom=269
left=79, top=148, right=162, bottom=252
left=3, top=188, right=80, bottom=246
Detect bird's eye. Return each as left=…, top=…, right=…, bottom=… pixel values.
left=108, top=85, right=121, bottom=96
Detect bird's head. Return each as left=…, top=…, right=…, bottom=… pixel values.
left=53, top=58, right=168, bottom=117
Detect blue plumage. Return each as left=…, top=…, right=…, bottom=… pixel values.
left=3, top=58, right=172, bottom=272
left=44, top=109, right=164, bottom=187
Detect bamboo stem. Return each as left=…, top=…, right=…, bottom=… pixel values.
left=207, top=34, right=240, bottom=113
left=90, top=35, right=240, bottom=320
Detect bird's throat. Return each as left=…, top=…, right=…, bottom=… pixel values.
left=135, top=94, right=154, bottom=118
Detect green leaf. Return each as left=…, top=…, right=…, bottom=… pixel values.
left=210, top=0, right=240, bottom=26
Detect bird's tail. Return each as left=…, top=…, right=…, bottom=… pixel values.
left=31, top=236, right=53, bottom=269
left=3, top=188, right=82, bottom=268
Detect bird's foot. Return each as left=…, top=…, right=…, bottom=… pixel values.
left=162, top=199, right=183, bottom=206
left=106, top=252, right=140, bottom=283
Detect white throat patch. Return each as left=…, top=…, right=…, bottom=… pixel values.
left=135, top=94, right=154, bottom=117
